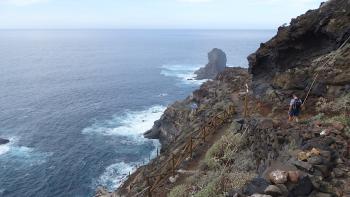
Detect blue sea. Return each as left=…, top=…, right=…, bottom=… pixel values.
left=0, top=29, right=274, bottom=197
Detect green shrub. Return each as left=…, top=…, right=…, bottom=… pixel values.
left=326, top=114, right=350, bottom=136
left=168, top=184, right=188, bottom=197
left=194, top=177, right=223, bottom=197
left=204, top=132, right=242, bottom=170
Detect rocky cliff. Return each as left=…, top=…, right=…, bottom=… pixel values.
left=144, top=67, right=249, bottom=150
left=96, top=1, right=350, bottom=196
left=195, top=48, right=227, bottom=79
left=248, top=0, right=350, bottom=102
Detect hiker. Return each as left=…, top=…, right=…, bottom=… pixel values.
left=189, top=101, right=199, bottom=120
left=288, top=94, right=303, bottom=122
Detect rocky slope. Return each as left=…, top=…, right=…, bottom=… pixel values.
left=96, top=0, right=349, bottom=196
left=144, top=67, right=245, bottom=150
left=248, top=0, right=350, bottom=102
left=195, top=48, right=227, bottom=80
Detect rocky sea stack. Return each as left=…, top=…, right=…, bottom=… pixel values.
left=0, top=138, right=10, bottom=145
left=195, top=48, right=227, bottom=79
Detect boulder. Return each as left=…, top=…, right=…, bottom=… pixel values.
left=291, top=158, right=313, bottom=172
left=289, top=176, right=313, bottom=197
left=268, top=170, right=288, bottom=184
left=310, top=192, right=332, bottom=197
left=264, top=185, right=282, bottom=197
left=242, top=178, right=270, bottom=196
left=287, top=171, right=300, bottom=183
left=333, top=168, right=346, bottom=178
left=195, top=48, right=227, bottom=79
left=0, top=138, right=9, bottom=145
left=307, top=156, right=323, bottom=165
left=250, top=194, right=272, bottom=197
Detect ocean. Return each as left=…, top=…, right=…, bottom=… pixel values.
left=0, top=29, right=275, bottom=197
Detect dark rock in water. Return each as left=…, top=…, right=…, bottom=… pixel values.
left=289, top=176, right=313, bottom=197
left=242, top=178, right=270, bottom=196
left=0, top=138, right=9, bottom=145
left=195, top=48, right=227, bottom=79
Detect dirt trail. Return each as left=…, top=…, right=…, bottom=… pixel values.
left=155, top=93, right=245, bottom=196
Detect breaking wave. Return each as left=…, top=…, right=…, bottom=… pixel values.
left=160, top=64, right=207, bottom=85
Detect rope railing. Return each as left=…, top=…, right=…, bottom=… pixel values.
left=303, top=35, right=350, bottom=106
left=139, top=104, right=235, bottom=196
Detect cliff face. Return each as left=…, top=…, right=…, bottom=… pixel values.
left=248, top=0, right=350, bottom=101
left=144, top=67, right=249, bottom=150
left=195, top=48, right=227, bottom=79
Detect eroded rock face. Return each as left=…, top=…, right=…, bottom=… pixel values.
left=248, top=0, right=350, bottom=101
left=195, top=48, right=227, bottom=79
left=0, top=138, right=9, bottom=145
left=144, top=67, right=249, bottom=150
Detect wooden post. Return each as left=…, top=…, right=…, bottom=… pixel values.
left=202, top=128, right=206, bottom=143
left=146, top=176, right=152, bottom=197
left=190, top=137, right=193, bottom=158
left=244, top=94, right=248, bottom=118
left=244, top=84, right=249, bottom=118
left=156, top=148, right=159, bottom=157
left=172, top=154, right=176, bottom=177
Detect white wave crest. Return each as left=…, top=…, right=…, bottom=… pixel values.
left=0, top=144, right=10, bottom=155
left=96, top=161, right=136, bottom=191
left=82, top=105, right=166, bottom=137
left=0, top=137, right=51, bottom=165
left=160, top=64, right=207, bottom=85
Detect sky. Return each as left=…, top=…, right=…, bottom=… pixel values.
left=0, top=0, right=325, bottom=29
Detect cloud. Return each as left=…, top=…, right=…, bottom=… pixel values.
left=0, top=0, right=48, bottom=6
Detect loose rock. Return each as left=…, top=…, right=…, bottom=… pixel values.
left=264, top=185, right=282, bottom=197
left=269, top=170, right=288, bottom=184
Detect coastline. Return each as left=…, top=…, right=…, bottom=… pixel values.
left=96, top=0, right=350, bottom=196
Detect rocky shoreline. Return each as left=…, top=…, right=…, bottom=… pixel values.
left=96, top=0, right=349, bottom=196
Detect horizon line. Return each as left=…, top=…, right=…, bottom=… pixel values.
left=0, top=28, right=276, bottom=31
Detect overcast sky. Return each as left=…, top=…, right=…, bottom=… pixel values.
left=0, top=0, right=325, bottom=29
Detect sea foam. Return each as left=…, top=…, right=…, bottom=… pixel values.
left=0, top=137, right=51, bottom=166
left=160, top=64, right=207, bottom=85
left=87, top=106, right=164, bottom=191
left=82, top=105, right=166, bottom=137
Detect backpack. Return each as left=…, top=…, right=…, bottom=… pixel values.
left=293, top=99, right=302, bottom=110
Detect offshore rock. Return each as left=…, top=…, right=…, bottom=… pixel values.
left=0, top=138, right=9, bottom=145
left=195, top=48, right=227, bottom=79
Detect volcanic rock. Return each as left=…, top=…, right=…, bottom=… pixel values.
left=248, top=0, right=350, bottom=101
left=0, top=138, right=9, bottom=145
left=289, top=176, right=314, bottom=196
left=195, top=48, right=227, bottom=79
left=264, top=185, right=282, bottom=197
left=242, top=178, right=270, bottom=196
left=268, top=170, right=288, bottom=184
